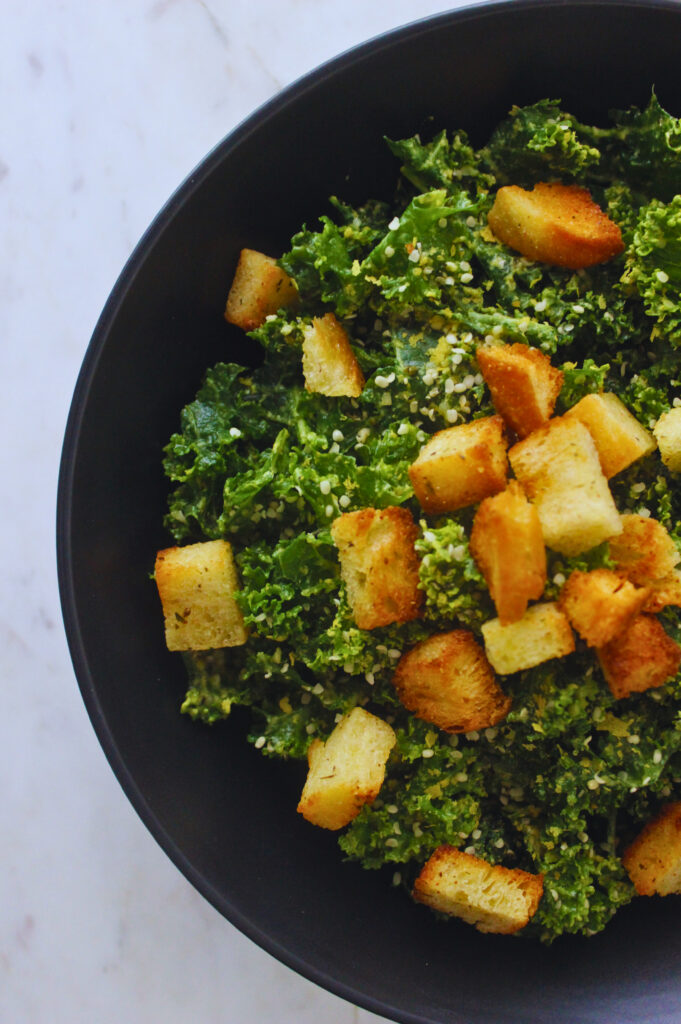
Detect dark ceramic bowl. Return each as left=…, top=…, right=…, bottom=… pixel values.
left=58, top=2, right=681, bottom=1021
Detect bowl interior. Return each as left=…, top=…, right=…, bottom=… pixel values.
left=58, top=2, right=681, bottom=1022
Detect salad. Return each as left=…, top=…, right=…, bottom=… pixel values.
left=156, top=95, right=681, bottom=942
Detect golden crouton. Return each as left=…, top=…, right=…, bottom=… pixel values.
left=330, top=506, right=422, bottom=630
left=508, top=416, right=622, bottom=556
left=408, top=415, right=508, bottom=515
left=563, top=392, right=656, bottom=478
left=609, top=514, right=680, bottom=588
left=413, top=846, right=543, bottom=934
left=487, top=182, right=624, bottom=269
left=476, top=343, right=563, bottom=439
left=596, top=614, right=681, bottom=699
left=392, top=630, right=511, bottom=734
left=470, top=481, right=546, bottom=625
left=297, top=707, right=396, bottom=830
left=224, top=248, right=298, bottom=331
left=302, top=313, right=365, bottom=398
left=481, top=602, right=575, bottom=676
left=558, top=568, right=651, bottom=648
left=155, top=539, right=248, bottom=651
left=645, top=570, right=681, bottom=614
left=654, top=408, right=681, bottom=473
left=622, top=803, right=681, bottom=896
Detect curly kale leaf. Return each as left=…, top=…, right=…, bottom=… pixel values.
left=386, top=128, right=493, bottom=194
left=481, top=99, right=602, bottom=185
left=621, top=195, right=681, bottom=346
left=596, top=94, right=681, bottom=202
left=416, top=517, right=494, bottom=631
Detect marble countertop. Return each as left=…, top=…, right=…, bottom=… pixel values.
left=2, top=2, right=473, bottom=1020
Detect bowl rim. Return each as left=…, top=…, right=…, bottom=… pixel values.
left=56, top=0, right=681, bottom=1020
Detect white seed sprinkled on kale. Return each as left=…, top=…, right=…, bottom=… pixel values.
left=384, top=245, right=395, bottom=258
left=422, top=748, right=434, bottom=758
left=388, top=216, right=400, bottom=230
left=386, top=804, right=398, bottom=814
left=319, top=479, right=331, bottom=495
left=553, top=573, right=566, bottom=586
left=392, top=872, right=402, bottom=886
left=445, top=409, right=459, bottom=423
left=332, top=429, right=344, bottom=442
left=254, top=736, right=266, bottom=749
left=653, top=750, right=663, bottom=764
left=656, top=269, right=670, bottom=283
left=339, top=494, right=351, bottom=508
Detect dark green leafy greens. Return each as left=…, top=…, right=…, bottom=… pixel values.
left=162, top=94, right=681, bottom=942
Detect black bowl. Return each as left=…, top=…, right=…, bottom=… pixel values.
left=58, top=2, right=681, bottom=1022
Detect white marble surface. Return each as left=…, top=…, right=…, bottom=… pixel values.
left=2, top=2, right=481, bottom=1022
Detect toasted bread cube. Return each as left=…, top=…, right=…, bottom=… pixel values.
left=155, top=539, right=248, bottom=651
left=302, top=313, right=365, bottom=398
left=413, top=846, right=543, bottom=934
left=609, top=514, right=680, bottom=587
left=470, top=481, right=546, bottom=625
left=224, top=248, right=298, bottom=331
left=564, top=392, right=656, bottom=478
left=408, top=416, right=508, bottom=515
left=622, top=803, right=681, bottom=896
left=509, top=416, right=622, bottom=556
left=476, top=343, right=563, bottom=439
left=487, top=182, right=624, bottom=269
left=331, top=507, right=422, bottom=630
left=297, top=707, right=396, bottom=830
left=646, top=569, right=681, bottom=614
left=393, top=631, right=511, bottom=734
left=558, top=569, right=651, bottom=647
left=481, top=602, right=575, bottom=675
left=654, top=408, right=681, bottom=473
left=596, top=614, right=681, bottom=699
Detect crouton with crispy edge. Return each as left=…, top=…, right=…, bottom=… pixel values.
left=508, top=416, right=622, bottom=556
left=224, top=248, right=298, bottom=331
left=470, top=480, right=546, bottom=625
left=330, top=506, right=422, bottom=630
left=654, top=407, right=681, bottom=473
left=596, top=614, right=681, bottom=700
left=476, top=343, right=563, bottom=439
left=622, top=803, right=681, bottom=896
left=413, top=846, right=543, bottom=934
left=302, top=312, right=365, bottom=398
left=297, top=707, right=396, bottom=830
left=609, top=513, right=681, bottom=612
left=487, top=182, right=624, bottom=269
left=558, top=568, right=651, bottom=648
left=481, top=602, right=575, bottom=676
left=393, top=630, right=511, bottom=734
left=564, top=392, right=656, bottom=478
left=155, top=539, right=248, bottom=651
left=408, top=415, right=508, bottom=515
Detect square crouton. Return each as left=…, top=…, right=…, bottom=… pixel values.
left=476, top=343, right=563, bottom=439
left=558, top=569, right=651, bottom=648
left=301, top=313, right=365, bottom=397
left=470, top=480, right=546, bottom=625
left=155, top=539, right=248, bottom=651
left=564, top=392, right=656, bottom=478
left=297, top=707, right=396, bottom=830
left=645, top=570, right=681, bottom=614
left=330, top=506, right=422, bottom=630
left=654, top=408, right=681, bottom=473
left=508, top=416, right=622, bottom=556
left=596, top=614, right=681, bottom=699
left=392, top=630, right=511, bottom=734
left=413, top=846, right=543, bottom=934
left=481, top=602, right=575, bottom=676
left=622, top=803, right=681, bottom=896
left=487, top=182, right=624, bottom=269
left=408, top=415, right=508, bottom=515
left=224, top=248, right=298, bottom=331
left=609, top=514, right=680, bottom=587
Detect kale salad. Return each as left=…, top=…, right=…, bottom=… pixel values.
left=159, top=95, right=681, bottom=942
